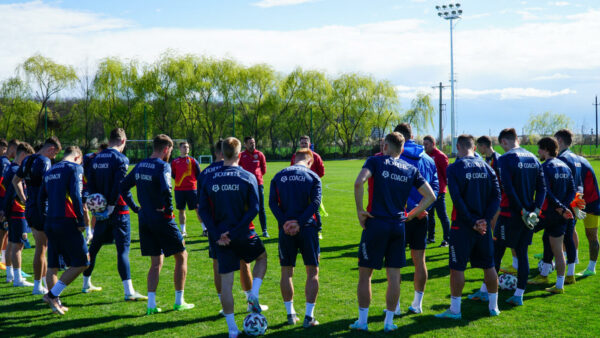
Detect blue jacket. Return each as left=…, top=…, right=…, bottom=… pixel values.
left=17, top=154, right=52, bottom=219
left=557, top=149, right=583, bottom=193
left=400, top=140, right=439, bottom=210
left=540, top=158, right=575, bottom=219
left=39, top=161, right=85, bottom=227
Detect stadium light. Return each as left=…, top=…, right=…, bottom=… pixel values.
left=435, top=2, right=463, bottom=155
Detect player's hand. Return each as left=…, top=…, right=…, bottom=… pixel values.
left=556, top=207, right=574, bottom=220
left=571, top=193, right=586, bottom=210
left=573, top=207, right=587, bottom=220
left=284, top=220, right=300, bottom=236
left=473, top=219, right=487, bottom=235
left=22, top=233, right=27, bottom=240
left=357, top=210, right=373, bottom=229
left=406, top=209, right=427, bottom=221
left=417, top=210, right=428, bottom=220
left=217, top=232, right=231, bottom=246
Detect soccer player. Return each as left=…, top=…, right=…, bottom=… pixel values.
left=0, top=138, right=11, bottom=271
left=271, top=148, right=322, bottom=327
left=351, top=132, right=435, bottom=332
left=13, top=136, right=61, bottom=295
left=423, top=135, right=450, bottom=247
left=435, top=135, right=501, bottom=319
left=394, top=123, right=439, bottom=314
left=198, top=137, right=268, bottom=338
left=171, top=141, right=202, bottom=237
left=82, top=143, right=108, bottom=244
left=239, top=136, right=269, bottom=238
left=83, top=128, right=146, bottom=301
left=493, top=128, right=546, bottom=306
left=554, top=129, right=583, bottom=283
left=528, top=137, right=574, bottom=294
left=38, top=146, right=88, bottom=315
left=121, top=134, right=194, bottom=315
left=577, top=155, right=600, bottom=276
left=1, top=142, right=34, bottom=286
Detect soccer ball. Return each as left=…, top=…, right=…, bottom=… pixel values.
left=498, top=273, right=517, bottom=291
left=538, top=260, right=555, bottom=274
left=243, top=312, right=268, bottom=336
left=86, top=193, right=107, bottom=213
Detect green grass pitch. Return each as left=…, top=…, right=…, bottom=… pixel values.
left=2, top=159, right=600, bottom=337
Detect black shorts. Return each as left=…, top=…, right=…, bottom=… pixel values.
left=216, top=233, right=265, bottom=274
left=405, top=216, right=428, bottom=250
left=358, top=218, right=406, bottom=270
left=26, top=210, right=44, bottom=231
left=538, top=212, right=567, bottom=238
left=278, top=225, right=320, bottom=267
left=46, top=220, right=89, bottom=269
left=175, top=190, right=198, bottom=210
left=8, top=218, right=28, bottom=244
left=91, top=213, right=131, bottom=247
left=494, top=216, right=534, bottom=249
left=139, top=217, right=185, bottom=257
left=448, top=223, right=494, bottom=271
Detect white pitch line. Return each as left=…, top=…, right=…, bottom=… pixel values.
left=324, top=183, right=352, bottom=193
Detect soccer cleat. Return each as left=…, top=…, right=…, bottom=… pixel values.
left=125, top=291, right=148, bottom=301
left=82, top=283, right=102, bottom=293
left=527, top=275, right=549, bottom=285
left=467, top=290, right=488, bottom=302
left=287, top=313, right=299, bottom=325
left=489, top=308, right=501, bottom=316
left=303, top=315, right=319, bottom=328
left=439, top=240, right=449, bottom=248
left=229, top=331, right=240, bottom=338
left=247, top=294, right=262, bottom=313
left=318, top=232, right=323, bottom=240
left=181, top=231, right=187, bottom=238
left=247, top=302, right=269, bottom=312
left=434, top=309, right=462, bottom=320
left=173, top=302, right=195, bottom=311
left=20, top=270, right=31, bottom=278
left=13, top=279, right=34, bottom=287
left=202, top=230, right=208, bottom=237
left=533, top=253, right=543, bottom=260
left=33, top=287, right=48, bottom=295
left=545, top=286, right=564, bottom=294
left=407, top=306, right=422, bottom=314
left=500, top=266, right=518, bottom=275
left=262, top=231, right=270, bottom=238
left=576, top=269, right=596, bottom=277
left=57, top=298, right=69, bottom=312
left=349, top=320, right=368, bottom=331
left=43, top=294, right=65, bottom=315
left=219, top=309, right=225, bottom=316
left=505, top=295, right=523, bottom=306
left=6, top=276, right=13, bottom=283
left=384, top=323, right=398, bottom=332
left=565, top=275, right=576, bottom=285
left=0, top=262, right=5, bottom=270
left=146, top=307, right=162, bottom=315
left=383, top=308, right=403, bottom=316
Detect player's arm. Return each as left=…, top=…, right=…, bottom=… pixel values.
left=233, top=178, right=260, bottom=239
left=268, top=176, right=286, bottom=225
left=1, top=174, right=15, bottom=219
left=297, top=178, right=322, bottom=226
left=119, top=168, right=137, bottom=200
left=407, top=179, right=436, bottom=221
left=116, top=158, right=139, bottom=212
left=445, top=166, right=477, bottom=226
left=533, top=163, right=547, bottom=211
left=159, top=163, right=174, bottom=217
left=13, top=162, right=27, bottom=204
left=315, top=154, right=325, bottom=177
left=38, top=175, right=48, bottom=224
left=484, top=167, right=501, bottom=225
left=428, top=162, right=440, bottom=199
left=70, top=167, right=86, bottom=229
left=542, top=167, right=567, bottom=210
left=354, top=167, right=373, bottom=228
left=260, top=152, right=267, bottom=176
left=170, top=160, right=176, bottom=179
left=498, top=157, right=525, bottom=213
left=194, top=158, right=202, bottom=182
left=197, top=183, right=218, bottom=239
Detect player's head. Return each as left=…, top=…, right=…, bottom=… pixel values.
left=153, top=134, right=174, bottom=162
left=244, top=136, right=255, bottom=151
left=498, top=128, right=518, bottom=151
left=537, top=137, right=558, bottom=161
left=383, top=132, right=405, bottom=157
left=214, top=139, right=224, bottom=161
left=41, top=136, right=62, bottom=159
left=63, top=146, right=83, bottom=165
left=179, top=141, right=190, bottom=156
left=299, top=135, right=311, bottom=149
left=422, top=135, right=435, bottom=153
left=476, top=135, right=493, bottom=155
left=456, top=134, right=475, bottom=156
left=109, top=128, right=127, bottom=152
left=97, top=143, right=108, bottom=153
left=0, top=138, right=7, bottom=156
left=294, top=148, right=314, bottom=167
left=554, top=129, right=573, bottom=150
left=15, top=142, right=34, bottom=163
left=223, top=137, right=242, bottom=161
left=394, top=123, right=413, bottom=140
left=7, top=139, right=20, bottom=159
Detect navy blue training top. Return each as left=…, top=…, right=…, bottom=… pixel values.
left=17, top=154, right=52, bottom=218
left=540, top=158, right=575, bottom=215
left=39, top=161, right=85, bottom=227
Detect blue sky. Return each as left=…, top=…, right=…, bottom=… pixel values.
left=0, top=0, right=598, bottom=137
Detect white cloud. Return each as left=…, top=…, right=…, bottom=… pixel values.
left=395, top=85, right=576, bottom=100
left=550, top=1, right=570, bottom=6
left=533, top=73, right=571, bottom=81
left=252, top=0, right=320, bottom=8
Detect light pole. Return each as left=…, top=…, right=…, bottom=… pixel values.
left=436, top=3, right=462, bottom=155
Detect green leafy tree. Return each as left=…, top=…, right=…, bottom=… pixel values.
left=524, top=111, right=573, bottom=136
left=401, top=92, right=435, bottom=136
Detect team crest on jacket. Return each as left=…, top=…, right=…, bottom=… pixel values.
left=382, top=170, right=389, bottom=178
left=254, top=154, right=258, bottom=159
left=281, top=176, right=288, bottom=183
left=518, top=162, right=523, bottom=169
left=212, top=184, right=220, bottom=192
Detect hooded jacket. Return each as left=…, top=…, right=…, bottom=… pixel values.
left=401, top=140, right=439, bottom=210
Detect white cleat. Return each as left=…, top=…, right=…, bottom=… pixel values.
left=33, top=287, right=48, bottom=295
left=13, top=279, right=34, bottom=287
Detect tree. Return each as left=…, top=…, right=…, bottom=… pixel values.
left=401, top=93, right=435, bottom=136
left=524, top=111, right=573, bottom=136
left=0, top=77, right=39, bottom=141
left=370, top=80, right=400, bottom=140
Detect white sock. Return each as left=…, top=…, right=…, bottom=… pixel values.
left=14, top=268, right=22, bottom=283
left=480, top=283, right=488, bottom=293
left=1, top=250, right=5, bottom=263
left=148, top=292, right=157, bottom=308
left=245, top=290, right=251, bottom=300
left=6, top=266, right=14, bottom=281
left=412, top=291, right=424, bottom=309
left=123, top=279, right=133, bottom=295
left=225, top=313, right=238, bottom=334
left=358, top=307, right=369, bottom=325
left=450, top=296, right=461, bottom=314
left=541, top=262, right=552, bottom=276
left=83, top=276, right=91, bottom=288
left=488, top=292, right=499, bottom=311
left=175, top=290, right=184, bottom=305
left=384, top=308, right=394, bottom=325
left=395, top=300, right=401, bottom=313
left=588, top=260, right=597, bottom=272
left=567, top=263, right=576, bottom=276
left=33, top=279, right=41, bottom=290
left=512, top=256, right=518, bottom=269
left=306, top=302, right=315, bottom=318
left=251, top=278, right=262, bottom=298
left=50, top=280, right=67, bottom=297
left=284, top=301, right=295, bottom=315
left=180, top=224, right=186, bottom=233
left=514, top=288, right=524, bottom=297
left=201, top=222, right=206, bottom=231
left=42, top=276, right=47, bottom=289
left=556, top=275, right=565, bottom=289
left=86, top=226, right=92, bottom=235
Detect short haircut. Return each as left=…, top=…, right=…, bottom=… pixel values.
left=300, top=135, right=310, bottom=142
left=476, top=135, right=492, bottom=148
left=109, top=128, right=126, bottom=144
left=538, top=137, right=559, bottom=157
left=294, top=148, right=313, bottom=163
left=385, top=132, right=405, bottom=153
left=423, top=135, right=435, bottom=144
left=179, top=141, right=189, bottom=147
left=0, top=138, right=7, bottom=148
left=394, top=123, right=412, bottom=140
left=222, top=137, right=241, bottom=160
left=457, top=134, right=475, bottom=150
left=34, top=144, right=42, bottom=152
left=554, top=129, right=573, bottom=147
left=16, top=142, right=34, bottom=156
left=8, top=139, right=20, bottom=148
left=498, top=128, right=517, bottom=143
left=99, top=143, right=109, bottom=151
left=153, top=134, right=173, bottom=152
left=43, top=136, right=62, bottom=151
left=243, top=136, right=254, bottom=143
left=64, top=146, right=82, bottom=158
left=214, top=139, right=224, bottom=154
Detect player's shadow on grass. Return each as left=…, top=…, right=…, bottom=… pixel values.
left=320, top=243, right=357, bottom=253
left=6, top=314, right=140, bottom=337
left=401, top=265, right=450, bottom=282
left=184, top=239, right=209, bottom=246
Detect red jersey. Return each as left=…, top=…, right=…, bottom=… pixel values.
left=426, top=147, right=449, bottom=193
left=290, top=150, right=325, bottom=178
left=171, top=156, right=201, bottom=191
left=239, top=149, right=267, bottom=185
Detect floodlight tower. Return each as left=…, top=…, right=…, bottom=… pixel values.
left=436, top=3, right=462, bottom=155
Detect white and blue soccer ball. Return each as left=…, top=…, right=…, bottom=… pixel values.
left=538, top=260, right=555, bottom=274
left=86, top=193, right=107, bottom=213
left=243, top=312, right=268, bottom=336
left=498, top=273, right=517, bottom=291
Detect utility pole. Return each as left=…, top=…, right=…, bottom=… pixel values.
left=432, top=82, right=448, bottom=149
left=594, top=95, right=599, bottom=147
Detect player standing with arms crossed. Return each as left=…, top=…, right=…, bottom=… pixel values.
left=271, top=148, right=322, bottom=327
left=435, top=135, right=501, bottom=319
left=239, top=136, right=269, bottom=238
left=171, top=141, right=203, bottom=237
left=351, top=132, right=435, bottom=332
